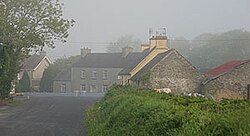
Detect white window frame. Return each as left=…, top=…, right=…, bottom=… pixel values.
left=92, top=70, right=97, bottom=79
left=102, top=70, right=108, bottom=80
left=81, top=70, right=86, bottom=79
left=90, top=85, right=97, bottom=92
left=60, top=83, right=66, bottom=93
left=102, top=85, right=108, bottom=92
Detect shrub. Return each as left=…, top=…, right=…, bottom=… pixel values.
left=18, top=71, right=31, bottom=92
left=86, top=85, right=250, bottom=136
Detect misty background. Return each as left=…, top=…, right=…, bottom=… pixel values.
left=44, top=0, right=250, bottom=60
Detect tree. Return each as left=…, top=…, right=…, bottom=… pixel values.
left=0, top=45, right=19, bottom=99
left=188, top=29, right=250, bottom=69
left=18, top=71, right=31, bottom=92
left=39, top=55, right=80, bottom=92
left=106, top=35, right=141, bottom=53
left=0, top=0, right=74, bottom=99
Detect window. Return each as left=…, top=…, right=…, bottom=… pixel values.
left=60, top=83, right=66, bottom=93
left=90, top=85, right=97, bottom=92
left=92, top=70, right=97, bottom=79
left=81, top=84, right=86, bottom=91
left=102, top=85, right=108, bottom=92
left=103, top=70, right=108, bottom=80
left=81, top=70, right=85, bottom=79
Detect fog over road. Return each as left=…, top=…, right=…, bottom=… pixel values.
left=0, top=94, right=102, bottom=136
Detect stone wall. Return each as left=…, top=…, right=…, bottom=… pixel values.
left=143, top=51, right=204, bottom=94
left=203, top=61, right=250, bottom=101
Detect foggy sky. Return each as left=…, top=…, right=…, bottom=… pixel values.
left=45, top=0, right=250, bottom=61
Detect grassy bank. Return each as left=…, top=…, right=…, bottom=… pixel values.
left=86, top=85, right=250, bottom=136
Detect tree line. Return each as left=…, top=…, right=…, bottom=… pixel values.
left=170, top=29, right=250, bottom=70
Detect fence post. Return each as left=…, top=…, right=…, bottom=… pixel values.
left=247, top=84, right=250, bottom=100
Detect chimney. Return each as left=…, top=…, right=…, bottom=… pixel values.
left=140, top=44, right=150, bottom=52
left=149, top=36, right=168, bottom=50
left=81, top=47, right=91, bottom=58
left=122, top=47, right=133, bottom=58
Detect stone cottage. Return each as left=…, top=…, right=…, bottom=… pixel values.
left=131, top=49, right=203, bottom=94
left=19, top=51, right=51, bottom=91
left=201, top=60, right=250, bottom=101
left=118, top=36, right=203, bottom=94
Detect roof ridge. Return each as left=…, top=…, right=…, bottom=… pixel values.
left=205, top=60, right=248, bottom=77
left=203, top=60, right=250, bottom=84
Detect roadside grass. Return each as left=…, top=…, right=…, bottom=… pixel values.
left=86, top=85, right=250, bottom=136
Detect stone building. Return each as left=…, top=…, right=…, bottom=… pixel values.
left=52, top=47, right=147, bottom=93
left=19, top=51, right=51, bottom=91
left=53, top=68, right=72, bottom=93
left=202, top=60, right=250, bottom=101
left=118, top=36, right=203, bottom=94
left=131, top=49, right=203, bottom=94
left=53, top=34, right=202, bottom=94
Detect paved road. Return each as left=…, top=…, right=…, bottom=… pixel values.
left=0, top=94, right=102, bottom=136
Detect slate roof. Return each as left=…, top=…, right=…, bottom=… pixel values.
left=73, top=50, right=149, bottom=69
left=205, top=60, right=248, bottom=77
left=131, top=49, right=175, bottom=80
left=20, top=54, right=47, bottom=70
left=118, top=49, right=151, bottom=75
left=53, top=68, right=71, bottom=81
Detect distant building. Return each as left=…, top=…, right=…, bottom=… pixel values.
left=53, top=68, right=72, bottom=93
left=52, top=47, right=147, bottom=93
left=201, top=60, right=250, bottom=101
left=19, top=51, right=51, bottom=91
left=118, top=36, right=203, bottom=94
left=53, top=33, right=202, bottom=94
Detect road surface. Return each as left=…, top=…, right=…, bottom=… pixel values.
left=0, top=94, right=102, bottom=136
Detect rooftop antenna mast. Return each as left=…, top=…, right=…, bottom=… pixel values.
left=149, top=27, right=167, bottom=38
left=149, top=28, right=153, bottom=39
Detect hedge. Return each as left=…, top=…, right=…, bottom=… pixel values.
left=86, top=85, right=250, bottom=136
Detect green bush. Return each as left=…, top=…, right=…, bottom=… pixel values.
left=86, top=85, right=250, bottom=136
left=18, top=71, right=31, bottom=92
